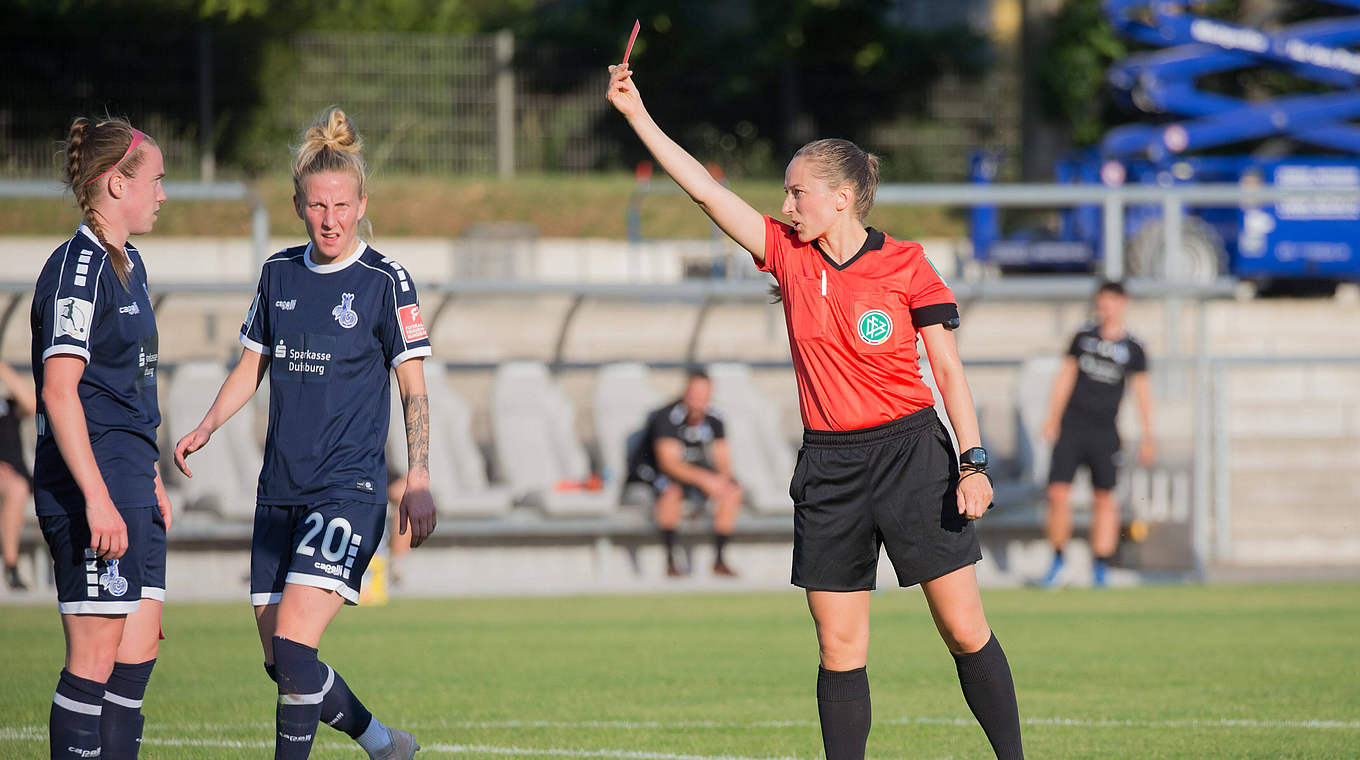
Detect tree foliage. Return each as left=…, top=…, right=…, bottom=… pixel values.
left=2, top=0, right=987, bottom=177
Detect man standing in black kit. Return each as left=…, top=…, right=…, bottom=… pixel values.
left=1040, top=281, right=1155, bottom=587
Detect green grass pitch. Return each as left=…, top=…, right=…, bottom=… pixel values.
left=3, top=583, right=1358, bottom=759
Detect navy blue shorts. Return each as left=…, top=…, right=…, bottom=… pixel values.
left=250, top=500, right=385, bottom=606
left=40, top=506, right=165, bottom=615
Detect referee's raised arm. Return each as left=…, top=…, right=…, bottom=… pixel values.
left=606, top=63, right=767, bottom=263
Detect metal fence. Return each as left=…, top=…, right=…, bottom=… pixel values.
left=1, top=28, right=1012, bottom=181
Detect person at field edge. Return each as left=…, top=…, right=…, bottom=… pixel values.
left=174, top=107, right=433, bottom=760
left=33, top=117, right=172, bottom=760
left=628, top=368, right=742, bottom=577
left=607, top=65, right=1023, bottom=759
left=0, top=359, right=37, bottom=591
left=1039, top=280, right=1155, bottom=588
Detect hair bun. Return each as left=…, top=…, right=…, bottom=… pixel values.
left=303, top=107, right=362, bottom=156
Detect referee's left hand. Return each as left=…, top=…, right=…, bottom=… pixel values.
left=958, top=471, right=993, bottom=521
left=399, top=480, right=437, bottom=549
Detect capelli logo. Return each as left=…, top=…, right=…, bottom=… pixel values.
left=275, top=299, right=297, bottom=310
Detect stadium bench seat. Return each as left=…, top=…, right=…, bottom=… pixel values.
left=491, top=361, right=615, bottom=516
left=591, top=362, right=664, bottom=501
left=165, top=360, right=261, bottom=520
left=705, top=362, right=795, bottom=514
left=387, top=362, right=513, bottom=518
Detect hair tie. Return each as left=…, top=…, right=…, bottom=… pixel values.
left=84, top=129, right=146, bottom=186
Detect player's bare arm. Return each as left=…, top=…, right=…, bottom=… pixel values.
left=1131, top=371, right=1156, bottom=465
left=396, top=358, right=435, bottom=548
left=921, top=324, right=993, bottom=520
left=1042, top=357, right=1079, bottom=443
left=606, top=63, right=767, bottom=262
left=174, top=347, right=268, bottom=477
left=153, top=462, right=173, bottom=532
left=42, top=355, right=126, bottom=559
left=655, top=437, right=723, bottom=494
left=0, top=361, right=36, bottom=417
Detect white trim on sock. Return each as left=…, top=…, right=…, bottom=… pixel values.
left=53, top=692, right=103, bottom=716
left=103, top=691, right=143, bottom=709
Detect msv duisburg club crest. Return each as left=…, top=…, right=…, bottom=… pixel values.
left=100, top=559, right=129, bottom=597
left=332, top=292, right=358, bottom=329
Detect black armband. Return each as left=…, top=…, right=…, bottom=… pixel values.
left=910, top=303, right=960, bottom=331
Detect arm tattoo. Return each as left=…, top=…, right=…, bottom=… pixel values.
left=403, top=393, right=429, bottom=473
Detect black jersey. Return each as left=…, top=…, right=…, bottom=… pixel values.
left=30, top=226, right=160, bottom=516
left=628, top=401, right=725, bottom=484
left=1061, top=325, right=1147, bottom=429
left=240, top=241, right=432, bottom=507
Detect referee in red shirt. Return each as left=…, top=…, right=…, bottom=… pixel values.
left=608, top=65, right=1022, bottom=759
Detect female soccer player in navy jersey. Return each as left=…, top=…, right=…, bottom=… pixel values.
left=174, top=107, right=432, bottom=760
left=33, top=117, right=171, bottom=759
left=608, top=65, right=1023, bottom=759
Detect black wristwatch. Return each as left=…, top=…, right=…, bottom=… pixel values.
left=959, top=447, right=988, bottom=469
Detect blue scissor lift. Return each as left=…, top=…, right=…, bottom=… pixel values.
left=972, top=0, right=1360, bottom=283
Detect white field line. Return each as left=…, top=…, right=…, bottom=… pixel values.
left=5, top=715, right=1359, bottom=740
left=0, top=727, right=800, bottom=760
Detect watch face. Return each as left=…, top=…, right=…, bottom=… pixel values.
left=961, top=447, right=988, bottom=467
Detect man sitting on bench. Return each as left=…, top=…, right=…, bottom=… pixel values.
left=628, top=369, right=742, bottom=577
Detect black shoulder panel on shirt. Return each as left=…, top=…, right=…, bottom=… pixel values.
left=910, top=303, right=960, bottom=331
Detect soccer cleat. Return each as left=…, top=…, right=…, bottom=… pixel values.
left=1093, top=558, right=1109, bottom=588
left=1038, top=555, right=1064, bottom=588
left=372, top=727, right=420, bottom=759
left=4, top=565, right=25, bottom=591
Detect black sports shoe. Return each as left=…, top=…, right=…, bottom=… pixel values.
left=5, top=565, right=26, bottom=591
left=712, top=561, right=738, bottom=578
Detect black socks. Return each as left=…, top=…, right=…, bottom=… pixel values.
left=953, top=633, right=1024, bottom=759
left=816, top=666, right=871, bottom=760
left=714, top=533, right=729, bottom=565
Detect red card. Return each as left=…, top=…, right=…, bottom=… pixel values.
left=623, top=20, right=640, bottom=64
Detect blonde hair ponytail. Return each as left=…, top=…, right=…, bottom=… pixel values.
left=793, top=138, right=880, bottom=221
left=293, top=107, right=367, bottom=199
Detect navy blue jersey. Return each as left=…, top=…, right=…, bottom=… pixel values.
left=30, top=226, right=160, bottom=516
left=241, top=242, right=432, bottom=506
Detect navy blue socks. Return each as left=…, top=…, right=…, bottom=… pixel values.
left=953, top=633, right=1024, bottom=759
left=100, top=659, right=155, bottom=759
left=50, top=669, right=104, bottom=759
left=272, top=637, right=324, bottom=759
left=266, top=648, right=379, bottom=749
left=816, top=666, right=871, bottom=760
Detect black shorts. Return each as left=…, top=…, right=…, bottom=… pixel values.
left=41, top=505, right=166, bottom=615
left=1048, top=424, right=1121, bottom=490
left=791, top=408, right=982, bottom=591
left=250, top=500, right=386, bottom=607
left=650, top=474, right=707, bottom=504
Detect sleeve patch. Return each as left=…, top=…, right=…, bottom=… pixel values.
left=399, top=304, right=428, bottom=342
left=56, top=296, right=95, bottom=341
left=242, top=293, right=260, bottom=331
